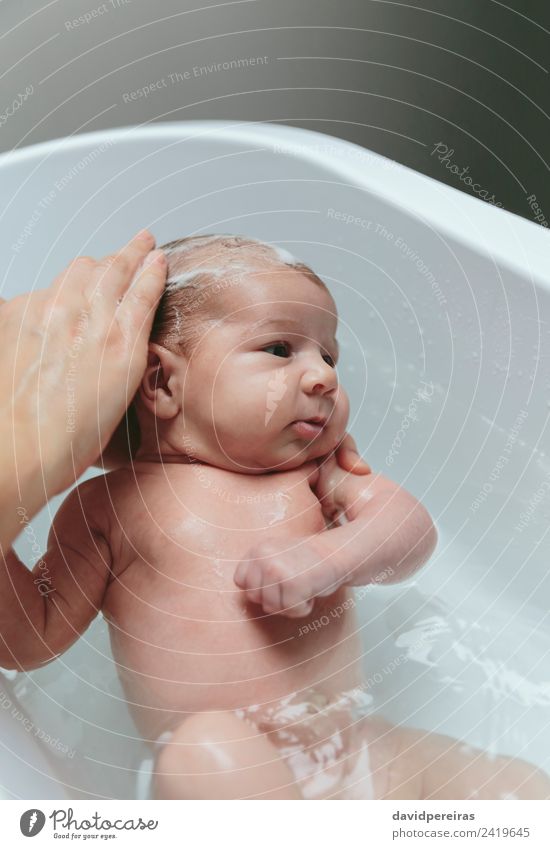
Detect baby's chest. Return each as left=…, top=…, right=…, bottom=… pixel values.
left=115, top=469, right=327, bottom=567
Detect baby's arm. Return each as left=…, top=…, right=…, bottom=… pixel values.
left=312, top=460, right=438, bottom=588
left=234, top=461, right=437, bottom=617
left=0, top=478, right=112, bottom=670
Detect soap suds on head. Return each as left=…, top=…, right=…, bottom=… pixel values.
left=166, top=268, right=235, bottom=289
left=163, top=233, right=297, bottom=264
left=162, top=235, right=224, bottom=256
left=267, top=244, right=298, bottom=265
left=160, top=235, right=324, bottom=291
left=166, top=261, right=265, bottom=292
left=151, top=233, right=329, bottom=355
left=163, top=238, right=300, bottom=292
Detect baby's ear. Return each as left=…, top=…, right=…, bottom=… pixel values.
left=139, top=342, right=184, bottom=420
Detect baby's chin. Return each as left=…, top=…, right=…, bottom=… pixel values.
left=194, top=429, right=345, bottom=474
left=261, top=434, right=342, bottom=472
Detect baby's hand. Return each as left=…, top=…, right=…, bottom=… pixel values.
left=233, top=537, right=343, bottom=619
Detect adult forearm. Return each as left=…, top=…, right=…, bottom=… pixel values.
left=318, top=491, right=438, bottom=588
left=0, top=433, right=46, bottom=550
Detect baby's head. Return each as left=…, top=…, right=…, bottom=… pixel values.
left=134, top=234, right=350, bottom=473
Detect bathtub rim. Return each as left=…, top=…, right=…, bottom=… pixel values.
left=0, top=119, right=548, bottom=293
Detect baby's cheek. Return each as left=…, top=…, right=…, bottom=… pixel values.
left=337, top=387, right=351, bottom=423
left=323, top=421, right=346, bottom=454
left=332, top=399, right=349, bottom=437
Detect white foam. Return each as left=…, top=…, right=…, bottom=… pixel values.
left=162, top=235, right=226, bottom=256
left=448, top=640, right=550, bottom=707
left=163, top=235, right=296, bottom=260
left=165, top=258, right=298, bottom=291
left=135, top=756, right=154, bottom=800
left=267, top=244, right=297, bottom=264
left=162, top=236, right=300, bottom=291
left=166, top=267, right=226, bottom=287
left=267, top=492, right=292, bottom=526
left=172, top=306, right=182, bottom=335
left=343, top=738, right=375, bottom=800
left=394, top=615, right=450, bottom=666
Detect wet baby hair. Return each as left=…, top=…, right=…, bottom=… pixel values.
left=150, top=233, right=329, bottom=356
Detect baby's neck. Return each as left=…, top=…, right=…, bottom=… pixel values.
left=134, top=423, right=206, bottom=466
left=133, top=450, right=201, bottom=465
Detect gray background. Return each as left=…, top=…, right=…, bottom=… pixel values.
left=1, top=0, right=548, bottom=225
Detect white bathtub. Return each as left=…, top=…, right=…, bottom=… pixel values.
left=0, top=121, right=549, bottom=799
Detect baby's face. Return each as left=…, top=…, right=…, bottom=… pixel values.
left=169, top=269, right=349, bottom=472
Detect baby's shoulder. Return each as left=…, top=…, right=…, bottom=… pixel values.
left=66, top=471, right=111, bottom=506
left=52, top=472, right=114, bottom=541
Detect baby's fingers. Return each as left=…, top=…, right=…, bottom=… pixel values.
left=233, top=560, right=249, bottom=589
left=277, top=578, right=314, bottom=619
left=234, top=561, right=262, bottom=605
left=259, top=580, right=283, bottom=616
left=282, top=598, right=315, bottom=619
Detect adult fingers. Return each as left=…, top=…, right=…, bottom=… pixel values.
left=335, top=433, right=371, bottom=474
left=116, top=249, right=167, bottom=347
left=47, top=229, right=154, bottom=309
left=50, top=255, right=97, bottom=304
left=89, top=229, right=158, bottom=304
left=88, top=246, right=167, bottom=419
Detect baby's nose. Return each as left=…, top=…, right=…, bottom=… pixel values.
left=302, top=361, right=338, bottom=396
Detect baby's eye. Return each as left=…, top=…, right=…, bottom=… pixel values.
left=262, top=341, right=291, bottom=358
left=323, top=353, right=336, bottom=368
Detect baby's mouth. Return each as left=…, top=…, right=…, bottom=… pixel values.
left=290, top=417, right=326, bottom=439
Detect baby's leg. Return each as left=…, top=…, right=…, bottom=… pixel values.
left=151, top=711, right=302, bottom=800
left=353, top=716, right=425, bottom=799
left=389, top=725, right=550, bottom=800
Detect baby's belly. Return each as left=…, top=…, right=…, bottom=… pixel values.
left=104, top=566, right=363, bottom=740
left=105, top=588, right=361, bottom=739
left=102, top=465, right=364, bottom=740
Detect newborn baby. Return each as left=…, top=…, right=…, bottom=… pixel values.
left=2, top=235, right=549, bottom=800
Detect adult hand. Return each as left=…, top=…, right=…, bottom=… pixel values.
left=0, top=229, right=167, bottom=539
left=333, top=432, right=371, bottom=474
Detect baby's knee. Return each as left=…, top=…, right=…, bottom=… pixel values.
left=152, top=712, right=236, bottom=798
left=163, top=710, right=258, bottom=755
left=495, top=755, right=550, bottom=800
left=152, top=710, right=301, bottom=800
